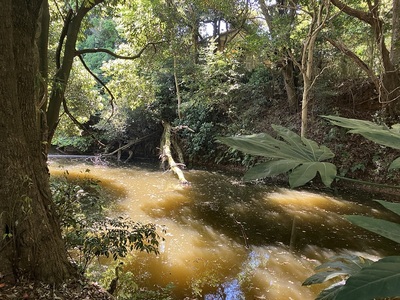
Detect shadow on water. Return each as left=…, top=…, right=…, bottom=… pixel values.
left=48, top=158, right=400, bottom=299
left=172, top=171, right=400, bottom=255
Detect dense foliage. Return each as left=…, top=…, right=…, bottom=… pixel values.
left=50, top=172, right=163, bottom=274
left=52, top=0, right=399, bottom=180
left=38, top=0, right=400, bottom=297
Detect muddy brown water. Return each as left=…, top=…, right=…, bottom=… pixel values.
left=49, top=157, right=399, bottom=299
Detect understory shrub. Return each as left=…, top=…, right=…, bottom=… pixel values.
left=50, top=171, right=164, bottom=274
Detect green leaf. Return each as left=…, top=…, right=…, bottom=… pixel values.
left=289, top=163, right=318, bottom=188
left=303, top=254, right=373, bottom=286
left=315, top=255, right=374, bottom=274
left=335, top=256, right=400, bottom=300
left=345, top=215, right=400, bottom=244
left=288, top=162, right=336, bottom=188
left=217, top=133, right=287, bottom=159
left=389, top=157, right=400, bottom=170
left=217, top=126, right=336, bottom=187
left=323, top=115, right=400, bottom=150
left=315, top=163, right=337, bottom=187
left=303, top=270, right=347, bottom=285
left=316, top=284, right=344, bottom=300
left=374, top=200, right=400, bottom=217
left=243, top=160, right=300, bottom=181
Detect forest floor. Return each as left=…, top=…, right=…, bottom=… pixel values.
left=0, top=277, right=114, bottom=299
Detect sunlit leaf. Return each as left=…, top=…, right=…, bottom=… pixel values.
left=303, top=270, right=347, bottom=285
left=315, top=254, right=374, bottom=274
left=316, top=284, right=344, bottom=300
left=303, top=254, right=373, bottom=286
left=243, top=160, right=300, bottom=181
left=217, top=126, right=336, bottom=187
left=335, top=256, right=400, bottom=300
left=218, top=133, right=287, bottom=158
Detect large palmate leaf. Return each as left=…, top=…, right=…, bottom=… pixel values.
left=335, top=256, right=400, bottom=300
left=307, top=201, right=400, bottom=300
left=217, top=125, right=336, bottom=188
left=389, top=157, right=400, bottom=170
left=323, top=115, right=400, bottom=170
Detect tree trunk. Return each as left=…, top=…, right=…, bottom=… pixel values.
left=281, top=58, right=298, bottom=113
left=391, top=0, right=400, bottom=67
left=46, top=0, right=105, bottom=143
left=330, top=0, right=400, bottom=116
left=0, top=0, right=73, bottom=283
left=300, top=0, right=328, bottom=137
left=300, top=21, right=318, bottom=137
left=258, top=0, right=299, bottom=113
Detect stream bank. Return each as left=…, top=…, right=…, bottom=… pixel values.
left=46, top=157, right=400, bottom=299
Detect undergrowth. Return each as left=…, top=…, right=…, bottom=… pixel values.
left=50, top=170, right=173, bottom=299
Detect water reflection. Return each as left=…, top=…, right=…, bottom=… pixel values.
left=49, top=159, right=399, bottom=299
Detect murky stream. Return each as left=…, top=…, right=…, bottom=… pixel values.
left=49, top=158, right=399, bottom=299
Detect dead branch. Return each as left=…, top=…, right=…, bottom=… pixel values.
left=160, top=122, right=190, bottom=185
left=102, top=133, right=157, bottom=156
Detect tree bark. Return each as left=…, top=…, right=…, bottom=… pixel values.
left=258, top=0, right=299, bottom=112
left=160, top=122, right=189, bottom=185
left=0, top=0, right=73, bottom=283
left=300, top=1, right=328, bottom=137
left=391, top=0, right=400, bottom=67
left=281, top=58, right=298, bottom=113
left=46, top=0, right=105, bottom=143
left=330, top=0, right=400, bottom=115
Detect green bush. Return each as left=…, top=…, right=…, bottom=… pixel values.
left=50, top=171, right=164, bottom=273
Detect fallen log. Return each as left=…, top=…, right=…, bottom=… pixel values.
left=160, top=121, right=190, bottom=185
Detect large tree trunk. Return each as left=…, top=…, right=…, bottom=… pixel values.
left=330, top=0, right=400, bottom=116
left=46, top=0, right=105, bottom=143
left=391, top=0, right=400, bottom=67
left=0, top=0, right=73, bottom=283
